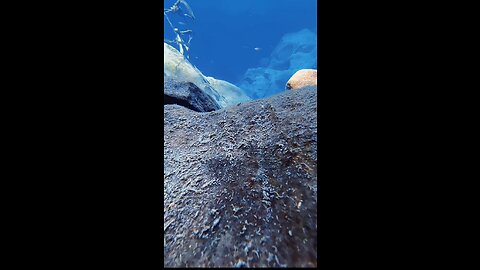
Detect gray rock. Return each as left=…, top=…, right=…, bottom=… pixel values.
left=164, top=89, right=317, bottom=267
left=164, top=76, right=221, bottom=112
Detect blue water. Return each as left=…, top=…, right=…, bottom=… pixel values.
left=165, top=0, right=317, bottom=99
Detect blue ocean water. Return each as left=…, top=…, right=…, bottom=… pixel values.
left=164, top=0, right=317, bottom=99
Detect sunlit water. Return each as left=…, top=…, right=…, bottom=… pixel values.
left=164, top=0, right=317, bottom=99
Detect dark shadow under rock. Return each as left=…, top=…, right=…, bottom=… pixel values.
left=164, top=76, right=221, bottom=112
left=164, top=88, right=317, bottom=267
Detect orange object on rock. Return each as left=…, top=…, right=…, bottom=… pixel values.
left=285, top=69, right=317, bottom=90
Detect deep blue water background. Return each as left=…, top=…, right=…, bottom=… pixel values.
left=165, top=0, right=317, bottom=88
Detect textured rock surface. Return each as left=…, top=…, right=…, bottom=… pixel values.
left=164, top=76, right=220, bottom=112
left=164, top=88, right=317, bottom=267
left=286, top=69, right=317, bottom=91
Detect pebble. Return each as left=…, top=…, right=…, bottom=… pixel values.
left=212, top=217, right=221, bottom=230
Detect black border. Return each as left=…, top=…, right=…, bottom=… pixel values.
left=12, top=0, right=451, bottom=267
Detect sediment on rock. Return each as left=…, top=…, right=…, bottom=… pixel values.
left=164, top=88, right=317, bottom=267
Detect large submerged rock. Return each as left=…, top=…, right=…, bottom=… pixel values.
left=164, top=42, right=251, bottom=108
left=205, top=76, right=252, bottom=108
left=164, top=88, right=317, bottom=267
left=164, top=76, right=220, bottom=112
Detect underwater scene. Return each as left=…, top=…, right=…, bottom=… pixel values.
left=164, top=0, right=317, bottom=267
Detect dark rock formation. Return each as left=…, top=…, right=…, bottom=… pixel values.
left=164, top=76, right=221, bottom=112
left=164, top=88, right=317, bottom=267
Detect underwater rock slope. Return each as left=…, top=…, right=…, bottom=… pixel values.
left=164, top=88, right=317, bottom=267
left=164, top=42, right=251, bottom=108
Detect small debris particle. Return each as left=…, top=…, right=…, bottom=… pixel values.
left=234, top=260, right=247, bottom=268
left=288, top=230, right=293, bottom=236
left=244, top=241, right=253, bottom=255
left=275, top=254, right=287, bottom=268
left=267, top=252, right=274, bottom=263
left=232, top=204, right=242, bottom=214
left=212, top=217, right=221, bottom=230
left=200, top=226, right=210, bottom=237
left=164, top=219, right=175, bottom=232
